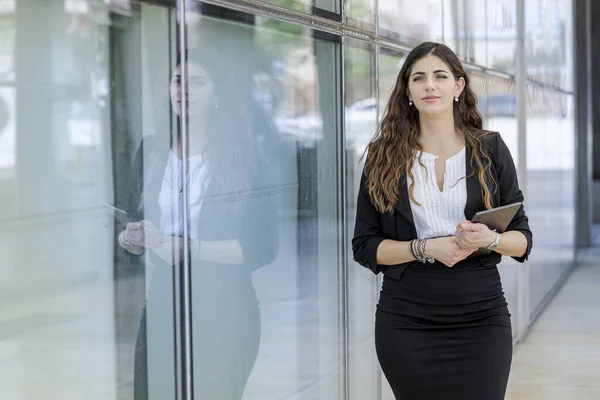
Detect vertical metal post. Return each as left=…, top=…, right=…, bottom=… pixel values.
left=177, top=1, right=194, bottom=399
left=374, top=3, right=383, bottom=399
left=575, top=0, right=593, bottom=248
left=339, top=36, right=349, bottom=400
left=374, top=45, right=383, bottom=400
left=515, top=0, right=530, bottom=340
left=339, top=1, right=349, bottom=397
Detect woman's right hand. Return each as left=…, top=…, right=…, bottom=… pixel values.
left=119, top=221, right=159, bottom=255
left=425, top=236, right=476, bottom=268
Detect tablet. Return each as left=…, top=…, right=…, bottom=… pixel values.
left=471, top=202, right=523, bottom=233
left=100, top=202, right=134, bottom=226
left=468, top=202, right=522, bottom=257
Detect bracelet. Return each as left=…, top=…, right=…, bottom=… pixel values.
left=411, top=239, right=419, bottom=262
left=409, top=239, right=435, bottom=264
left=409, top=240, right=417, bottom=260
left=119, top=231, right=135, bottom=249
left=421, top=239, right=435, bottom=264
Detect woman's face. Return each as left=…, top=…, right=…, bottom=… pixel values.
left=170, top=61, right=216, bottom=117
left=406, top=54, right=464, bottom=117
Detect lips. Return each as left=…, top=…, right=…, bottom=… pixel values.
left=422, top=96, right=440, bottom=103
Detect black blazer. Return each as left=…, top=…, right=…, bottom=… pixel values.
left=352, top=131, right=533, bottom=280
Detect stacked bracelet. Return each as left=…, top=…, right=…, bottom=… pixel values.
left=119, top=231, right=134, bottom=248
left=409, top=239, right=435, bottom=264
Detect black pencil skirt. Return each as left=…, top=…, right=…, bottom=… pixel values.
left=375, top=262, right=513, bottom=400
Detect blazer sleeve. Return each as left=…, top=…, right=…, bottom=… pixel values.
left=352, top=168, right=387, bottom=274
left=493, top=132, right=533, bottom=262
left=198, top=162, right=279, bottom=272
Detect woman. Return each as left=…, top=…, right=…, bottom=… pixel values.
left=119, top=47, right=279, bottom=399
left=352, top=42, right=533, bottom=399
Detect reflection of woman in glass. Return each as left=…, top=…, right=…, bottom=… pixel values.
left=353, top=42, right=532, bottom=399
left=119, top=47, right=278, bottom=399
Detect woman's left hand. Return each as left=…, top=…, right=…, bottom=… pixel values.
left=455, top=221, right=497, bottom=250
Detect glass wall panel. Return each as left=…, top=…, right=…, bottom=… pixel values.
left=1, top=1, right=179, bottom=399
left=345, top=38, right=378, bottom=400
left=184, top=6, right=343, bottom=399
left=443, top=0, right=517, bottom=72
left=378, top=48, right=405, bottom=115
left=442, top=0, right=487, bottom=65
left=468, top=68, right=486, bottom=100
left=379, top=0, right=443, bottom=44
left=480, top=73, right=520, bottom=336
left=377, top=47, right=402, bottom=400
left=486, top=0, right=517, bottom=73
left=345, top=0, right=375, bottom=31
left=254, top=0, right=338, bottom=17
left=524, top=0, right=574, bottom=90
left=526, top=84, right=564, bottom=315
left=1, top=0, right=580, bottom=399
left=560, top=93, right=575, bottom=271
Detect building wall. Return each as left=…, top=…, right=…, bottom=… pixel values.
left=0, top=0, right=578, bottom=398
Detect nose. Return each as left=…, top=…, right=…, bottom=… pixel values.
left=425, top=77, right=435, bottom=91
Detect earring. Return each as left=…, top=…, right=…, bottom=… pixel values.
left=409, top=100, right=413, bottom=106
left=454, top=96, right=459, bottom=102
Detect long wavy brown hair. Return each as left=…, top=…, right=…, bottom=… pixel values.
left=364, top=42, right=496, bottom=214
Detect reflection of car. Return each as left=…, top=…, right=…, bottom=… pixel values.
left=478, top=94, right=517, bottom=119
left=275, top=113, right=323, bottom=148
left=275, top=97, right=379, bottom=152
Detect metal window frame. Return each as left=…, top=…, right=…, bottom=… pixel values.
left=177, top=2, right=194, bottom=399
left=515, top=0, right=530, bottom=344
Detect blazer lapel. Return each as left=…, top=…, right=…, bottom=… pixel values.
left=394, top=173, right=415, bottom=226
left=464, top=143, right=483, bottom=220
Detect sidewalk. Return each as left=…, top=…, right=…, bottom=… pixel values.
left=506, top=245, right=600, bottom=399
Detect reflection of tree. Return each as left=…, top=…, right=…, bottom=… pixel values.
left=526, top=41, right=561, bottom=66
left=345, top=44, right=375, bottom=106
left=257, top=0, right=304, bottom=46
left=345, top=0, right=372, bottom=23
left=379, top=1, right=442, bottom=44
left=378, top=52, right=403, bottom=107
left=492, top=56, right=515, bottom=72
left=524, top=32, right=562, bottom=85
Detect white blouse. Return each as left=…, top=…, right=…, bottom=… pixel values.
left=158, top=150, right=210, bottom=239
left=407, top=148, right=467, bottom=240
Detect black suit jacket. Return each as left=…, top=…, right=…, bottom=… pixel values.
left=352, top=131, right=533, bottom=280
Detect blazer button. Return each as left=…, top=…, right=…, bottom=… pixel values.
left=365, top=262, right=371, bottom=269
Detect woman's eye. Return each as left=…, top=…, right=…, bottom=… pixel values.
left=413, top=76, right=423, bottom=81
left=436, top=75, right=447, bottom=79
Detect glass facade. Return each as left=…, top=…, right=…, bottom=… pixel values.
left=0, top=0, right=578, bottom=398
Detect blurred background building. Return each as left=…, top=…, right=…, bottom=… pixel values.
left=0, top=0, right=595, bottom=398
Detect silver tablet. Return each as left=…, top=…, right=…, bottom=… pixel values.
left=471, top=202, right=523, bottom=233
